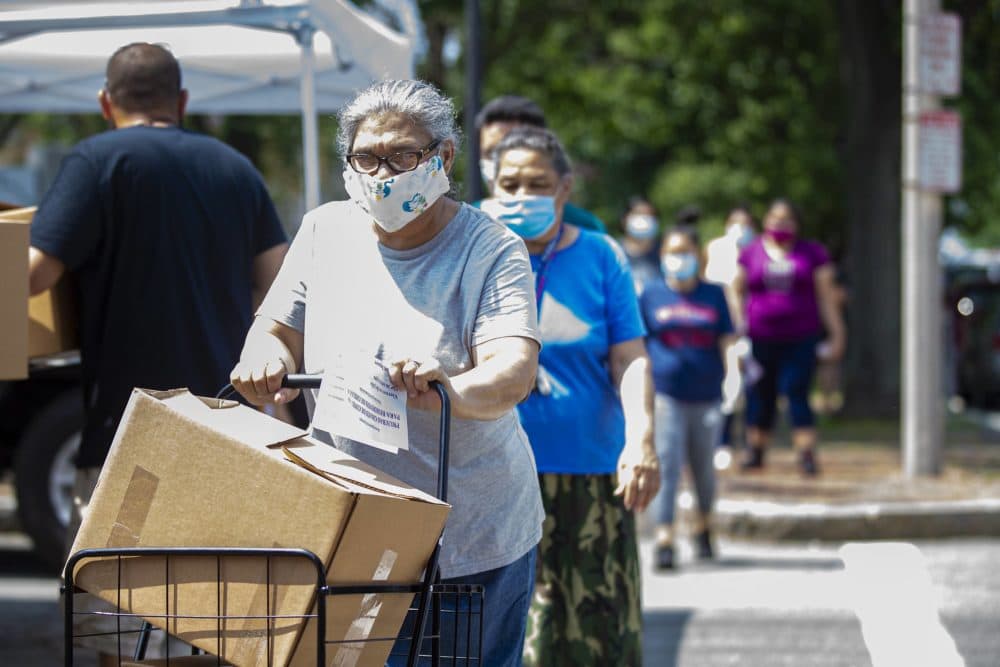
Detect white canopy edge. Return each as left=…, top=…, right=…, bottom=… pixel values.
left=0, top=1, right=420, bottom=208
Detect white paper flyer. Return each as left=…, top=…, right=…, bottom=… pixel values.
left=312, top=350, right=409, bottom=453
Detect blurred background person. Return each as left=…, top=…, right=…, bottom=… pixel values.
left=705, top=204, right=758, bottom=464
left=482, top=126, right=659, bottom=666
left=705, top=204, right=757, bottom=295
left=620, top=195, right=663, bottom=292
left=475, top=94, right=605, bottom=232
left=733, top=198, right=847, bottom=476
left=640, top=226, right=735, bottom=571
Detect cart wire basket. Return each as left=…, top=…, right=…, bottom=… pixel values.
left=62, top=378, right=484, bottom=666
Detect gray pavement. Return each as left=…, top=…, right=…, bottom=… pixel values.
left=3, top=432, right=1000, bottom=666
left=5, top=530, right=997, bottom=666
left=639, top=536, right=1000, bottom=667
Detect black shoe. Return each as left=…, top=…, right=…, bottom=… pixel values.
left=740, top=446, right=765, bottom=471
left=799, top=449, right=819, bottom=476
left=694, top=530, right=714, bottom=560
left=655, top=543, right=675, bottom=571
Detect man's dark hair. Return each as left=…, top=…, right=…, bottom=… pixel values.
left=105, top=42, right=182, bottom=113
left=674, top=204, right=702, bottom=227
left=664, top=224, right=701, bottom=248
left=474, top=95, right=547, bottom=132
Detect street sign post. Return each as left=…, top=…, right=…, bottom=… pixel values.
left=902, top=2, right=961, bottom=478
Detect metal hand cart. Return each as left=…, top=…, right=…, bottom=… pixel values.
left=62, top=375, right=483, bottom=666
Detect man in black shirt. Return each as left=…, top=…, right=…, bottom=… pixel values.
left=28, top=42, right=287, bottom=664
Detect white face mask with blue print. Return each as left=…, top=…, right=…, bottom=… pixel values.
left=662, top=252, right=699, bottom=282
left=480, top=194, right=558, bottom=241
left=343, top=154, right=450, bottom=233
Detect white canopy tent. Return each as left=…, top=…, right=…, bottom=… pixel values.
left=0, top=0, right=420, bottom=208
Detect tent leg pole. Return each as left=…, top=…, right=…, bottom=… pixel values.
left=298, top=25, right=320, bottom=212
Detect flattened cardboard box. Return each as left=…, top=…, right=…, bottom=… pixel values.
left=69, top=389, right=449, bottom=667
left=0, top=206, right=78, bottom=378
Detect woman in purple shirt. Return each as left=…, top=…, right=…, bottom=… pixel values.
left=734, top=199, right=847, bottom=475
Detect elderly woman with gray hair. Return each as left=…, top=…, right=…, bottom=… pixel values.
left=230, top=79, right=544, bottom=666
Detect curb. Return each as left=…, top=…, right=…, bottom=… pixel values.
left=715, top=497, right=1000, bottom=541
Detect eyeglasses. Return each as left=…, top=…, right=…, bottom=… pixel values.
left=346, top=140, right=441, bottom=174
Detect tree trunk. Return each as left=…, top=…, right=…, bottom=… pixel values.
left=837, top=0, right=902, bottom=418
left=421, top=19, right=447, bottom=89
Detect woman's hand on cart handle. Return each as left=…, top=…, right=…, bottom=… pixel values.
left=388, top=355, right=452, bottom=412
left=229, top=357, right=299, bottom=406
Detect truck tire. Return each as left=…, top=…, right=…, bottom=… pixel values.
left=13, top=389, right=83, bottom=572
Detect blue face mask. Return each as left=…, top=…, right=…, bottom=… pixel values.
left=662, top=252, right=699, bottom=282
left=480, top=195, right=558, bottom=240
left=625, top=214, right=659, bottom=240
left=728, top=223, right=755, bottom=249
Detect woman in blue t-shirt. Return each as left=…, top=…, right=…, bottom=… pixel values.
left=640, top=226, right=736, bottom=571
left=481, top=127, right=659, bottom=666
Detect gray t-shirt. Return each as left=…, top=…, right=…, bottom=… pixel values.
left=258, top=200, right=544, bottom=577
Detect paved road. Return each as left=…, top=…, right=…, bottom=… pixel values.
left=640, top=536, right=1000, bottom=667
left=2, top=525, right=998, bottom=666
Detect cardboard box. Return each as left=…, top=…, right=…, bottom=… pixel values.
left=69, top=389, right=450, bottom=667
left=0, top=206, right=78, bottom=379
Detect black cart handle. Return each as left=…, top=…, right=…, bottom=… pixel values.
left=281, top=374, right=452, bottom=503
left=213, top=373, right=322, bottom=398
left=281, top=373, right=322, bottom=389
left=217, top=374, right=451, bottom=504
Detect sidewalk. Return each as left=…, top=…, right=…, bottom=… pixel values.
left=703, top=439, right=1000, bottom=541
left=4, top=427, right=1000, bottom=544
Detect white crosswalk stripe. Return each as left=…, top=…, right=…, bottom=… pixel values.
left=840, top=542, right=966, bottom=667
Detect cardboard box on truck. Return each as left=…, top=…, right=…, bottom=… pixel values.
left=0, top=206, right=78, bottom=379
left=68, top=388, right=450, bottom=667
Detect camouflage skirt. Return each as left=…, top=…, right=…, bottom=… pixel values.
left=523, top=473, right=642, bottom=667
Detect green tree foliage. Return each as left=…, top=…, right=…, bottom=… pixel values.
left=466, top=0, right=842, bottom=239
left=948, top=0, right=1000, bottom=245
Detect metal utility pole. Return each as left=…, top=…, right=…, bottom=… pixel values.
left=464, top=0, right=483, bottom=202
left=902, top=0, right=956, bottom=476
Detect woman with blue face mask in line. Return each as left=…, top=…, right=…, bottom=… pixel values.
left=481, top=127, right=659, bottom=666
left=639, top=227, right=736, bottom=571
left=620, top=196, right=663, bottom=293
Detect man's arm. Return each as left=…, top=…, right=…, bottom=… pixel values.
left=28, top=246, right=66, bottom=296
left=251, top=242, right=289, bottom=310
